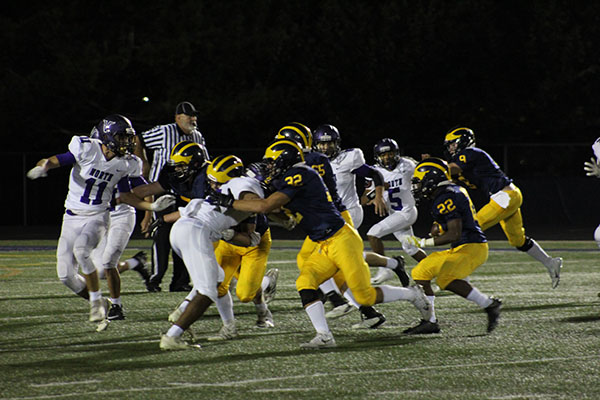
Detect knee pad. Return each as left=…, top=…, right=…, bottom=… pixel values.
left=299, top=289, right=321, bottom=307
left=516, top=236, right=533, bottom=252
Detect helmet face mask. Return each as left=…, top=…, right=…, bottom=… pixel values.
left=275, top=122, right=313, bottom=152
left=443, top=127, right=475, bottom=159
left=263, top=139, right=305, bottom=183
left=411, top=158, right=452, bottom=203
left=313, top=124, right=341, bottom=158
left=168, top=141, right=207, bottom=183
left=90, top=114, right=136, bottom=157
left=373, top=138, right=401, bottom=170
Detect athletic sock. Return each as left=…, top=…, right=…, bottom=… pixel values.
left=305, top=301, right=330, bottom=334
left=466, top=287, right=493, bottom=308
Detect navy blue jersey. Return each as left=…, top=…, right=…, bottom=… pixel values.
left=450, top=147, right=512, bottom=195
left=304, top=151, right=346, bottom=212
left=274, top=164, right=345, bottom=241
left=431, top=184, right=486, bottom=248
left=157, top=164, right=209, bottom=201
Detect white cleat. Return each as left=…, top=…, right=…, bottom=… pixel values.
left=207, top=321, right=239, bottom=341
left=547, top=257, right=562, bottom=289
left=300, top=332, right=336, bottom=349
left=263, top=268, right=279, bottom=304
left=89, top=297, right=109, bottom=322
left=159, top=334, right=201, bottom=351
left=256, top=307, right=275, bottom=328
left=371, top=267, right=396, bottom=285
left=409, top=284, right=432, bottom=321
left=325, top=303, right=355, bottom=319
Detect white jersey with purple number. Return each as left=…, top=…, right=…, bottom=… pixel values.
left=330, top=148, right=365, bottom=210
left=373, top=157, right=417, bottom=214
left=593, top=137, right=600, bottom=160
left=63, top=136, right=141, bottom=215
left=221, top=176, right=265, bottom=200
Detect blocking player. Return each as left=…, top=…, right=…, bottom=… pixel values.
left=26, top=115, right=175, bottom=325
left=443, top=127, right=563, bottom=288
left=214, top=139, right=432, bottom=349
left=583, top=137, right=600, bottom=249
left=365, top=138, right=428, bottom=285
left=402, top=158, right=502, bottom=334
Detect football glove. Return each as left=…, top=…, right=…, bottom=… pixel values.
left=26, top=159, right=49, bottom=180
left=584, top=157, right=600, bottom=178
left=148, top=216, right=164, bottom=239
left=403, top=235, right=435, bottom=248
left=211, top=191, right=235, bottom=208
left=221, top=229, right=235, bottom=241
left=150, top=194, right=176, bottom=211
left=281, top=215, right=297, bottom=231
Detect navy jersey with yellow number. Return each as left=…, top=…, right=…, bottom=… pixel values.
left=274, top=164, right=345, bottom=241
left=450, top=147, right=512, bottom=195
left=304, top=151, right=346, bottom=212
left=431, top=184, right=486, bottom=248
left=158, top=163, right=209, bottom=201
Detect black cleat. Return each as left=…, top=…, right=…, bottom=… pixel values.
left=170, top=284, right=193, bottom=292
left=146, top=282, right=162, bottom=292
left=484, top=297, right=502, bottom=333
left=392, top=255, right=410, bottom=287
left=403, top=319, right=440, bottom=335
left=131, top=251, right=150, bottom=284
left=107, top=304, right=125, bottom=320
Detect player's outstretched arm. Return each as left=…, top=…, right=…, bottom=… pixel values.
left=26, top=156, right=61, bottom=180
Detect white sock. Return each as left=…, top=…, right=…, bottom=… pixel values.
left=305, top=301, right=330, bottom=334
left=185, top=288, right=197, bottom=302
left=526, top=239, right=553, bottom=267
left=97, top=268, right=106, bottom=279
left=178, top=299, right=190, bottom=312
left=343, top=289, right=360, bottom=308
left=378, top=285, right=413, bottom=303
left=255, top=302, right=267, bottom=313
left=126, top=257, right=139, bottom=269
left=386, top=257, right=398, bottom=269
left=110, top=297, right=122, bottom=306
left=261, top=276, right=270, bottom=292
left=89, top=290, right=102, bottom=302
left=166, top=325, right=184, bottom=338
left=466, top=287, right=493, bottom=308
left=427, top=295, right=437, bottom=322
left=215, top=292, right=235, bottom=324
left=319, top=278, right=340, bottom=295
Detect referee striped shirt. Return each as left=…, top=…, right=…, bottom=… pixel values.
left=141, top=123, right=206, bottom=182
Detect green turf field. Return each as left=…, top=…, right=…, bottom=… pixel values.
left=1, top=239, right=599, bottom=399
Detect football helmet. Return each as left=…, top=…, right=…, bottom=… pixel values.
left=373, top=138, right=401, bottom=170
left=206, top=155, right=244, bottom=185
left=90, top=114, right=136, bottom=157
left=411, top=157, right=452, bottom=202
left=167, top=141, right=207, bottom=182
left=275, top=122, right=312, bottom=152
left=263, top=139, right=305, bottom=182
left=443, top=127, right=475, bottom=159
left=313, top=124, right=341, bottom=158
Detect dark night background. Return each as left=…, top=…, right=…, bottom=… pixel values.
left=2, top=1, right=600, bottom=239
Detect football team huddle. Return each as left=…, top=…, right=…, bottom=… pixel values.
left=28, top=113, right=571, bottom=350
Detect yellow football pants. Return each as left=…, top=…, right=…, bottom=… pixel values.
left=476, top=186, right=526, bottom=248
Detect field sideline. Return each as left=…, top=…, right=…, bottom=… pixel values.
left=1, top=239, right=599, bottom=399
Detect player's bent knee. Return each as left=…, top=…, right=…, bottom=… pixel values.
left=299, top=289, right=321, bottom=307
left=515, top=236, right=533, bottom=251
left=351, top=287, right=376, bottom=306
left=236, top=289, right=257, bottom=303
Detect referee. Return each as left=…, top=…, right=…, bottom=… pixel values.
left=137, top=101, right=207, bottom=292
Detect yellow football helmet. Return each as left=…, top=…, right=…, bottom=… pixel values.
left=412, top=157, right=452, bottom=201
left=274, top=122, right=312, bottom=152
left=168, top=141, right=207, bottom=182
left=206, top=155, right=244, bottom=184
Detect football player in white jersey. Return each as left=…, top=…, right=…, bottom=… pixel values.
left=159, top=166, right=267, bottom=350
left=27, top=115, right=175, bottom=326
left=584, top=137, right=600, bottom=248
left=366, top=138, right=428, bottom=285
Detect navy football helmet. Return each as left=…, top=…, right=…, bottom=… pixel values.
left=373, top=138, right=401, bottom=170
left=167, top=141, right=207, bottom=183
left=90, top=114, right=136, bottom=157
left=443, top=127, right=475, bottom=159
left=263, top=139, right=305, bottom=183
left=313, top=124, right=341, bottom=158
left=274, top=122, right=312, bottom=152
left=411, top=157, right=452, bottom=202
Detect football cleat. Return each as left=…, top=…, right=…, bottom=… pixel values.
left=485, top=297, right=502, bottom=333
left=299, top=332, right=336, bottom=349
left=351, top=311, right=386, bottom=330
left=325, top=303, right=355, bottom=319
left=207, top=321, right=238, bottom=341
left=89, top=297, right=109, bottom=322
left=263, top=268, right=279, bottom=304
left=371, top=267, right=396, bottom=285
left=256, top=307, right=275, bottom=328
left=402, top=319, right=441, bottom=335
left=107, top=304, right=125, bottom=321
left=409, top=285, right=432, bottom=321
left=547, top=257, right=562, bottom=289
left=159, top=334, right=201, bottom=351
left=131, top=251, right=150, bottom=284
left=391, top=256, right=410, bottom=287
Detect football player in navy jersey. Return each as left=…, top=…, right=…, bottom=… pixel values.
left=443, top=127, right=563, bottom=288
left=216, top=139, right=432, bottom=349
left=402, top=158, right=502, bottom=334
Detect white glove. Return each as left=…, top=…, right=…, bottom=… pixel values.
left=221, top=229, right=235, bottom=241
left=150, top=194, right=176, bottom=211
left=403, top=235, right=435, bottom=248
left=282, top=216, right=297, bottom=231
left=26, top=159, right=49, bottom=180
left=584, top=157, right=600, bottom=178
